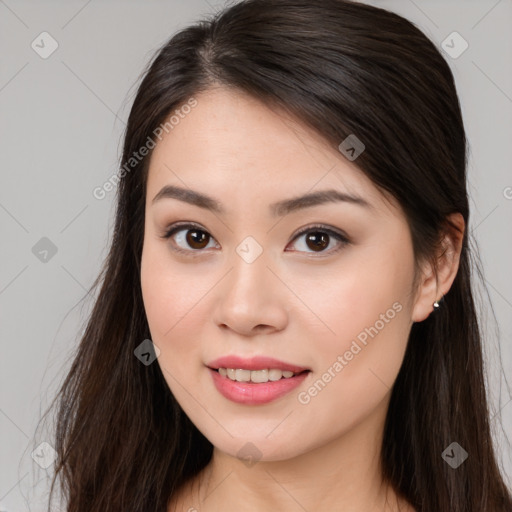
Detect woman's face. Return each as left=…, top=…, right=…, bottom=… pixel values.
left=140, top=87, right=423, bottom=461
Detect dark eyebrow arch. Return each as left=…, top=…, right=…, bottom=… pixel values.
left=152, top=185, right=372, bottom=217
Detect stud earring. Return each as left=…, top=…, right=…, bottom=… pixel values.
left=433, top=295, right=444, bottom=309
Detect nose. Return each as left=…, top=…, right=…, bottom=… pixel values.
left=212, top=249, right=289, bottom=337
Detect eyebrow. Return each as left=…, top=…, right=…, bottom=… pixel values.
left=151, top=185, right=372, bottom=217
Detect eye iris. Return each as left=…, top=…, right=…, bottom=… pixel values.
left=186, top=229, right=209, bottom=249
left=306, top=231, right=329, bottom=252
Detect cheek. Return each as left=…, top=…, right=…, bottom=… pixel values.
left=140, top=243, right=209, bottom=379
left=294, top=242, right=414, bottom=430
left=306, top=243, right=409, bottom=338
left=302, top=241, right=413, bottom=350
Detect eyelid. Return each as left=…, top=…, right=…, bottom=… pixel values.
left=287, top=223, right=350, bottom=256
left=289, top=223, right=349, bottom=244
left=161, top=221, right=207, bottom=239
left=160, top=221, right=218, bottom=257
left=160, top=221, right=350, bottom=256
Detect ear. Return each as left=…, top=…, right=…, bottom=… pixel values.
left=411, top=213, right=465, bottom=323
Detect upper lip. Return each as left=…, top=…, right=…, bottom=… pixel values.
left=207, top=355, right=310, bottom=373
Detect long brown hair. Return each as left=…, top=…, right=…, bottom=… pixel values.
left=42, top=0, right=512, bottom=510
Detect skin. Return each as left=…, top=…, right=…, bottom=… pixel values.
left=140, top=87, right=464, bottom=512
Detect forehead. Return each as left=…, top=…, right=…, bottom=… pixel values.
left=145, top=87, right=394, bottom=215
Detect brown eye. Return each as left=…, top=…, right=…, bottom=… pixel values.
left=162, top=223, right=218, bottom=254
left=287, top=224, right=349, bottom=255
left=305, top=231, right=330, bottom=252
left=185, top=229, right=210, bottom=249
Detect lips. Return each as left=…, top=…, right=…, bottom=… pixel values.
left=206, top=355, right=311, bottom=405
left=206, top=355, right=310, bottom=373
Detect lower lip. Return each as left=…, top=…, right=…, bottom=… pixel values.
left=208, top=368, right=309, bottom=405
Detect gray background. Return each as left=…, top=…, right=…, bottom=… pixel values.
left=0, top=1, right=511, bottom=510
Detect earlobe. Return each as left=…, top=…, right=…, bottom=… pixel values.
left=411, top=213, right=465, bottom=323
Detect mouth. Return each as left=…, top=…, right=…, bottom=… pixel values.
left=206, top=355, right=311, bottom=404
left=208, top=367, right=311, bottom=405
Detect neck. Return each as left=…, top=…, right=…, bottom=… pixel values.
left=175, top=392, right=411, bottom=512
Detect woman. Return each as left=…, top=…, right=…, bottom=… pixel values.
left=45, top=0, right=512, bottom=510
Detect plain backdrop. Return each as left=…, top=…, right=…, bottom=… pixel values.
left=0, top=1, right=511, bottom=510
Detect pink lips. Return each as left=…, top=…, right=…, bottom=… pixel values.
left=206, top=355, right=310, bottom=405
left=207, top=355, right=309, bottom=373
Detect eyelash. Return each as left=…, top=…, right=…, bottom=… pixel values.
left=160, top=222, right=350, bottom=258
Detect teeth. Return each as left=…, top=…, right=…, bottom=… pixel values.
left=217, top=368, right=299, bottom=383
left=235, top=369, right=251, bottom=382
left=250, top=369, right=268, bottom=383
